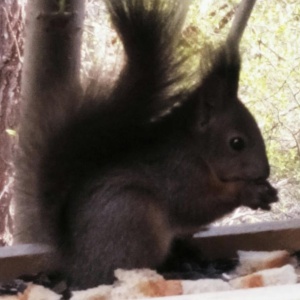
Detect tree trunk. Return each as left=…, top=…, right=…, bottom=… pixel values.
left=13, top=0, right=85, bottom=244
left=0, top=0, right=25, bottom=246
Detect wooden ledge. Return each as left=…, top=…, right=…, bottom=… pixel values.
left=194, top=219, right=300, bottom=259
left=1, top=220, right=300, bottom=280
left=0, top=244, right=53, bottom=281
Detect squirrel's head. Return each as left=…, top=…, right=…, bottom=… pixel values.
left=196, top=99, right=270, bottom=182
left=191, top=47, right=270, bottom=182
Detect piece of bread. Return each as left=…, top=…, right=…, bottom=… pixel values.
left=112, top=279, right=182, bottom=299
left=230, top=264, right=298, bottom=289
left=114, top=268, right=163, bottom=284
left=110, top=269, right=182, bottom=299
left=181, top=279, right=232, bottom=294
left=71, top=285, right=112, bottom=300
left=73, top=269, right=234, bottom=299
left=17, top=283, right=61, bottom=300
left=235, top=250, right=291, bottom=275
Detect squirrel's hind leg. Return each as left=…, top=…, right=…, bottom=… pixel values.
left=62, top=188, right=173, bottom=289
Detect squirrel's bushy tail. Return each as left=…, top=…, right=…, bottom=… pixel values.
left=97, top=0, right=190, bottom=123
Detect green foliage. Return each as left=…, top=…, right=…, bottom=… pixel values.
left=239, top=1, right=300, bottom=184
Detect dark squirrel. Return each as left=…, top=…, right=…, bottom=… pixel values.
left=14, top=0, right=278, bottom=289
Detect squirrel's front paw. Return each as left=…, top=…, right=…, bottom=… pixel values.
left=240, top=181, right=278, bottom=211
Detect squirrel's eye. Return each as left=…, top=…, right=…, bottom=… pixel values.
left=230, top=137, right=246, bottom=151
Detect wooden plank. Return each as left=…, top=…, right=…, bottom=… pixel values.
left=148, top=284, right=300, bottom=300
left=0, top=244, right=53, bottom=281
left=1, top=220, right=300, bottom=280
left=193, top=219, right=300, bottom=259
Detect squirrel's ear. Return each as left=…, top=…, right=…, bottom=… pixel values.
left=200, top=47, right=240, bottom=106
left=193, top=47, right=241, bottom=129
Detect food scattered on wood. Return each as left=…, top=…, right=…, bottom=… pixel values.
left=0, top=250, right=299, bottom=299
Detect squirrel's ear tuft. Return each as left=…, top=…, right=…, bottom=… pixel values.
left=201, top=46, right=241, bottom=102
left=197, top=47, right=241, bottom=110
left=188, top=46, right=241, bottom=130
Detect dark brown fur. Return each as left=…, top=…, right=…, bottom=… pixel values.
left=15, top=0, right=277, bottom=288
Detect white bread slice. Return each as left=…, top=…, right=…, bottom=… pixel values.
left=71, top=285, right=112, bottom=300
left=182, top=279, right=232, bottom=294
left=230, top=264, right=297, bottom=289
left=18, top=283, right=61, bottom=300
left=235, top=250, right=291, bottom=275
left=111, top=279, right=182, bottom=299
left=114, top=268, right=163, bottom=284
left=111, top=269, right=182, bottom=299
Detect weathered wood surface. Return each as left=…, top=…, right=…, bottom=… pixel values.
left=1, top=220, right=300, bottom=281
left=0, top=244, right=52, bottom=281
left=194, top=219, right=300, bottom=259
